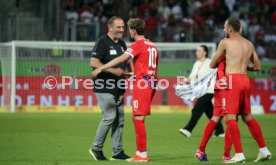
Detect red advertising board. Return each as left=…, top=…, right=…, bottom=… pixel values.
left=0, top=76, right=276, bottom=113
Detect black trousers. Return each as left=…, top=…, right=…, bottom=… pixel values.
left=183, top=93, right=224, bottom=135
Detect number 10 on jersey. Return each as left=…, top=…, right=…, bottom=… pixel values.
left=148, top=47, right=157, bottom=68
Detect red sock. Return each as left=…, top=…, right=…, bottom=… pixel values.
left=246, top=118, right=266, bottom=148
left=226, top=120, right=243, bottom=153
left=199, top=119, right=217, bottom=152
left=133, top=118, right=147, bottom=152
left=224, top=126, right=232, bottom=157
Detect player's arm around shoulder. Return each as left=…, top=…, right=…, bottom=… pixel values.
left=90, top=57, right=121, bottom=76
left=210, top=39, right=227, bottom=68
left=92, top=53, right=132, bottom=78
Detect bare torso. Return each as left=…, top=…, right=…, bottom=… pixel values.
left=224, top=35, right=253, bottom=75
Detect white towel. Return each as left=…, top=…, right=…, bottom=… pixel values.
left=175, top=69, right=217, bottom=101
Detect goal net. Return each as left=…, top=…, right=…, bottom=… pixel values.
left=0, top=41, right=216, bottom=112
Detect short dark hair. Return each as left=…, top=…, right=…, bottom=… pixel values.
left=127, top=18, right=146, bottom=35
left=200, top=45, right=209, bottom=58
left=108, top=16, right=123, bottom=27
left=227, top=17, right=241, bottom=32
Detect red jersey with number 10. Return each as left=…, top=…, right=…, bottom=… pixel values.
left=125, top=39, right=159, bottom=79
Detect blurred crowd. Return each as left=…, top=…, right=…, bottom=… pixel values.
left=61, top=0, right=276, bottom=59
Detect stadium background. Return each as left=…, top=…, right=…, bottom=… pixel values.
left=0, top=0, right=276, bottom=164
left=0, top=0, right=275, bottom=113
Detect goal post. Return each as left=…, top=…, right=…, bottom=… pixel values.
left=0, top=41, right=216, bottom=112
left=0, top=42, right=15, bottom=112
left=11, top=41, right=16, bottom=113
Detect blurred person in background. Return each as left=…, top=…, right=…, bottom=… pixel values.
left=179, top=45, right=225, bottom=138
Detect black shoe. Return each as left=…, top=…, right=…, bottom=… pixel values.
left=111, top=150, right=130, bottom=160
left=213, top=133, right=225, bottom=137
left=89, top=148, right=107, bottom=161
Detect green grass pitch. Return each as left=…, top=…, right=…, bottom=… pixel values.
left=0, top=112, right=275, bottom=165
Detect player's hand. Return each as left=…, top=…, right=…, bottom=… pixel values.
left=123, top=71, right=134, bottom=78
left=247, top=63, right=256, bottom=72
left=112, top=68, right=133, bottom=77
left=219, top=77, right=228, bottom=88
left=215, top=77, right=228, bottom=89
left=92, top=68, right=102, bottom=78
left=247, top=66, right=255, bottom=71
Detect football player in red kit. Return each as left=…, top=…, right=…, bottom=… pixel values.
left=209, top=17, right=271, bottom=163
